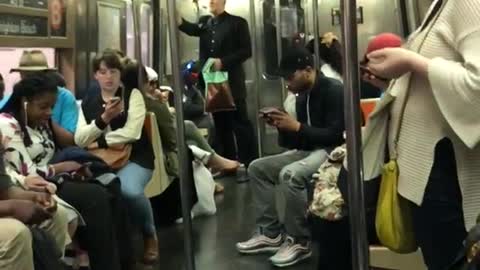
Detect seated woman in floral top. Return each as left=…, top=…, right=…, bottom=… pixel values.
left=0, top=75, right=131, bottom=270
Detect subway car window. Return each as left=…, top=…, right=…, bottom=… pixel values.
left=126, top=0, right=136, bottom=58
left=97, top=2, right=123, bottom=52
left=139, top=3, right=154, bottom=67
left=262, top=0, right=306, bottom=77
left=0, top=48, right=55, bottom=95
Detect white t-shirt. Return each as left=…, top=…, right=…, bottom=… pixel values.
left=321, top=64, right=343, bottom=83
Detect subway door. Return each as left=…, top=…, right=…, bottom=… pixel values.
left=252, top=0, right=307, bottom=156
left=316, top=0, right=404, bottom=60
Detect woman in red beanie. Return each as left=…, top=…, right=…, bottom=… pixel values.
left=362, top=1, right=480, bottom=269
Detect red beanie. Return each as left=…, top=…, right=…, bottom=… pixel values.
left=366, top=33, right=402, bottom=54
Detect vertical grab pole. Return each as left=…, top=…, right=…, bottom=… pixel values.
left=311, top=0, right=321, bottom=70
left=132, top=1, right=144, bottom=82
left=340, top=0, right=370, bottom=270
left=166, top=1, right=196, bottom=270
left=274, top=0, right=286, bottom=101
left=249, top=0, right=263, bottom=157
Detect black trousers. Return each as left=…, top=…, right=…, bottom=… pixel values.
left=212, top=99, right=258, bottom=166
left=410, top=138, right=467, bottom=270
left=57, top=180, right=134, bottom=270
left=312, top=168, right=379, bottom=270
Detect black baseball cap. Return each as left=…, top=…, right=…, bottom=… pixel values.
left=277, top=47, right=314, bottom=79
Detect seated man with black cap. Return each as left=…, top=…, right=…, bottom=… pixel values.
left=236, top=47, right=345, bottom=267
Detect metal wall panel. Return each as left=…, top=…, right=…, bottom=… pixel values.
left=316, top=0, right=403, bottom=60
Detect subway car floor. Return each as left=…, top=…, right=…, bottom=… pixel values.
left=143, top=171, right=318, bottom=270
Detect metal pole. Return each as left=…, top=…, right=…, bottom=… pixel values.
left=152, top=0, right=161, bottom=73
left=249, top=0, right=263, bottom=157
left=166, top=1, right=196, bottom=270
left=311, top=0, right=321, bottom=70
left=132, top=1, right=145, bottom=85
left=274, top=0, right=286, bottom=101
left=340, top=1, right=370, bottom=270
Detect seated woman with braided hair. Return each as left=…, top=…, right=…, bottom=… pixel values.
left=0, top=74, right=132, bottom=270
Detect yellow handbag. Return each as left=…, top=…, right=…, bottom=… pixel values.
left=375, top=158, right=417, bottom=253
left=374, top=73, right=417, bottom=253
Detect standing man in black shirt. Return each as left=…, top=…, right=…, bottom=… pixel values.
left=178, top=0, right=258, bottom=180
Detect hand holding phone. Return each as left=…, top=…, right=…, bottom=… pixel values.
left=72, top=162, right=93, bottom=180
left=103, top=97, right=124, bottom=122
left=360, top=65, right=389, bottom=82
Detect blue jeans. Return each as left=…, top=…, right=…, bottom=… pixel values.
left=117, top=162, right=155, bottom=236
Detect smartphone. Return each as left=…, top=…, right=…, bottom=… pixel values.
left=359, top=65, right=370, bottom=74
left=259, top=107, right=280, bottom=116
left=360, top=65, right=389, bottom=82
left=109, top=97, right=121, bottom=103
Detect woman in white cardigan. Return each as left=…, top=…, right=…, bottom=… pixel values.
left=362, top=0, right=480, bottom=269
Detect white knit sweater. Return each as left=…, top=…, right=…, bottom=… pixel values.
left=363, top=0, right=480, bottom=230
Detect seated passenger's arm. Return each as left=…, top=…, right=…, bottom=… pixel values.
left=0, top=166, right=13, bottom=200
left=74, top=107, right=104, bottom=147
left=0, top=149, right=45, bottom=205
left=57, top=89, right=79, bottom=134
left=51, top=121, right=75, bottom=148
left=0, top=200, right=14, bottom=217
left=102, top=89, right=146, bottom=146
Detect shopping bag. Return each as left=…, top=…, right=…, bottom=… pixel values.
left=202, top=58, right=236, bottom=113
left=191, top=161, right=217, bottom=217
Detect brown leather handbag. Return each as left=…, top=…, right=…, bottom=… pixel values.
left=89, top=144, right=132, bottom=170
left=202, top=58, right=236, bottom=113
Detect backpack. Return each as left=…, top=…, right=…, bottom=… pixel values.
left=308, top=145, right=346, bottom=221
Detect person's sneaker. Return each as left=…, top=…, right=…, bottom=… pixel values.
left=236, top=232, right=283, bottom=254
left=269, top=236, right=312, bottom=267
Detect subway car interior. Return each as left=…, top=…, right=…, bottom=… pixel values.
left=1, top=0, right=480, bottom=270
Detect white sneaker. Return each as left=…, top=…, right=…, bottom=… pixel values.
left=236, top=232, right=283, bottom=254
left=269, top=236, right=312, bottom=267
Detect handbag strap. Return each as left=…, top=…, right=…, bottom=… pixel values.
left=202, top=58, right=215, bottom=74
left=390, top=0, right=444, bottom=159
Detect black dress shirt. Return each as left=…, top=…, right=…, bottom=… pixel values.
left=179, top=12, right=252, bottom=100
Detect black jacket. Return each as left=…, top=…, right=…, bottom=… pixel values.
left=179, top=12, right=252, bottom=100
left=279, top=73, right=345, bottom=151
